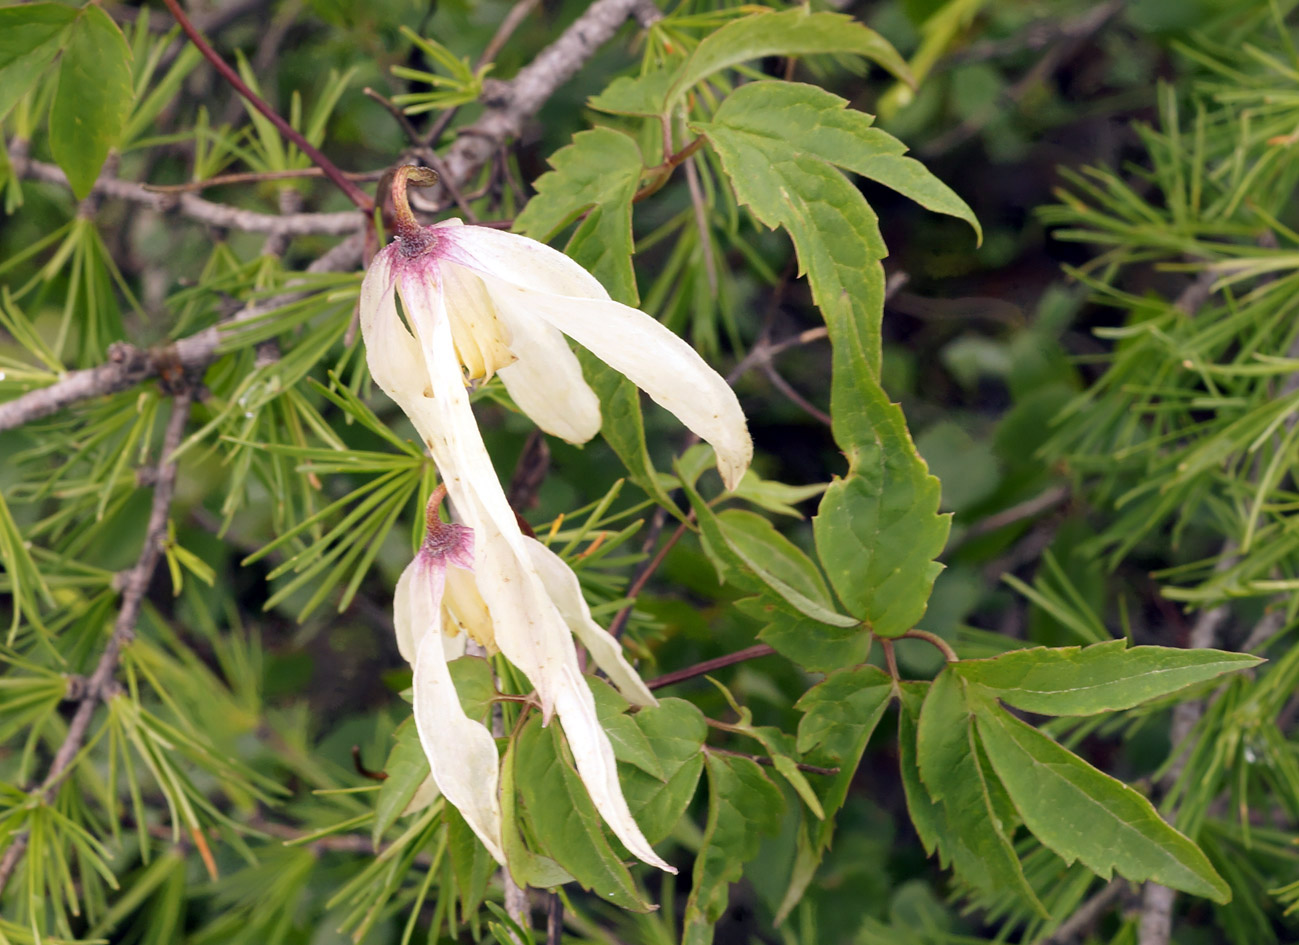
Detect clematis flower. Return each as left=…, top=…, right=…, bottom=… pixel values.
left=362, top=166, right=752, bottom=874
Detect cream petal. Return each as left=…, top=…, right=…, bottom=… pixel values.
left=484, top=272, right=753, bottom=489
left=359, top=247, right=428, bottom=408
left=415, top=298, right=673, bottom=872
left=525, top=538, right=656, bottom=707
left=441, top=224, right=608, bottom=300
left=439, top=226, right=750, bottom=488
left=413, top=629, right=506, bottom=865
left=392, top=556, right=422, bottom=665
left=553, top=669, right=675, bottom=873
left=488, top=298, right=602, bottom=445
left=402, top=774, right=442, bottom=816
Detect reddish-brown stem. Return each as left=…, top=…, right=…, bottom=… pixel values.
left=607, top=513, right=693, bottom=640
left=899, top=629, right=959, bottom=663
left=645, top=644, right=776, bottom=692
left=881, top=638, right=900, bottom=681
left=633, top=136, right=705, bottom=204
left=160, top=0, right=374, bottom=212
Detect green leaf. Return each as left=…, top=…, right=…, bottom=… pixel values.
left=743, top=596, right=871, bottom=673
left=49, top=5, right=134, bottom=201
left=731, top=470, right=828, bottom=518
left=812, top=383, right=948, bottom=637
left=953, top=640, right=1262, bottom=717
left=445, top=803, right=496, bottom=925
left=974, top=700, right=1231, bottom=903
left=372, top=722, right=431, bottom=847
left=896, top=682, right=942, bottom=856
left=0, top=3, right=76, bottom=123
left=916, top=669, right=1046, bottom=916
left=668, top=9, right=912, bottom=111
left=589, top=64, right=680, bottom=116
left=682, top=475, right=857, bottom=627
left=577, top=350, right=682, bottom=516
left=683, top=753, right=785, bottom=945
left=854, top=153, right=981, bottom=244
left=447, top=656, right=496, bottom=722
left=619, top=697, right=708, bottom=843
left=513, top=127, right=645, bottom=305
left=513, top=717, right=653, bottom=911
left=500, top=733, right=574, bottom=890
left=794, top=665, right=893, bottom=848
left=692, top=80, right=952, bottom=637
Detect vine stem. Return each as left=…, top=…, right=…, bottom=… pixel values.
left=645, top=644, right=776, bottom=691
left=899, top=629, right=959, bottom=663
left=159, top=0, right=374, bottom=213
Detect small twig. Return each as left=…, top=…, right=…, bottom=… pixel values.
left=364, top=87, right=424, bottom=146
left=1049, top=880, right=1125, bottom=943
left=0, top=233, right=364, bottom=434
left=703, top=744, right=839, bottom=777
left=645, top=644, right=776, bottom=692
left=143, top=166, right=385, bottom=194
left=759, top=358, right=832, bottom=426
left=480, top=0, right=545, bottom=68
left=546, top=891, right=563, bottom=945
left=607, top=514, right=693, bottom=640
left=159, top=0, right=373, bottom=212
left=633, top=136, right=705, bottom=204
left=0, top=388, right=194, bottom=896
left=15, top=152, right=365, bottom=235
left=921, top=0, right=1121, bottom=157
left=1139, top=542, right=1236, bottom=945
left=956, top=484, right=1070, bottom=544
left=507, top=430, right=551, bottom=510
left=898, top=629, right=958, bottom=663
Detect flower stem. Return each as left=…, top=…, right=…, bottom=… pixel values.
left=390, top=165, right=442, bottom=249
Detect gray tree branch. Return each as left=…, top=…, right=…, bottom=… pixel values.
left=0, top=387, right=194, bottom=895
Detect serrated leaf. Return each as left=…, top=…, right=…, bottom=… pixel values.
left=514, top=127, right=644, bottom=305
left=731, top=470, right=828, bottom=518
left=372, top=722, right=431, bottom=846
left=794, top=665, right=892, bottom=848
left=953, top=639, right=1262, bottom=716
left=916, top=670, right=1046, bottom=916
left=668, top=9, right=912, bottom=111
left=49, top=5, right=134, bottom=200
left=897, top=682, right=942, bottom=856
left=974, top=700, right=1230, bottom=903
left=743, top=596, right=870, bottom=673
left=683, top=475, right=857, bottom=627
left=620, top=698, right=708, bottom=843
left=513, top=717, right=653, bottom=911
left=683, top=753, right=785, bottom=945
left=500, top=732, right=574, bottom=890
left=0, top=3, right=76, bottom=123
left=692, top=80, right=952, bottom=637
left=589, top=64, right=680, bottom=116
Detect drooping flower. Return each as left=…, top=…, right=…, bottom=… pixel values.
left=394, top=486, right=504, bottom=863
left=362, top=166, right=753, bottom=874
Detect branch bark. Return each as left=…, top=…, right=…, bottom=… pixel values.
left=12, top=151, right=365, bottom=235
left=0, top=388, right=194, bottom=895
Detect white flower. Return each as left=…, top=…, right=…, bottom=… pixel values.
left=362, top=166, right=753, bottom=875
